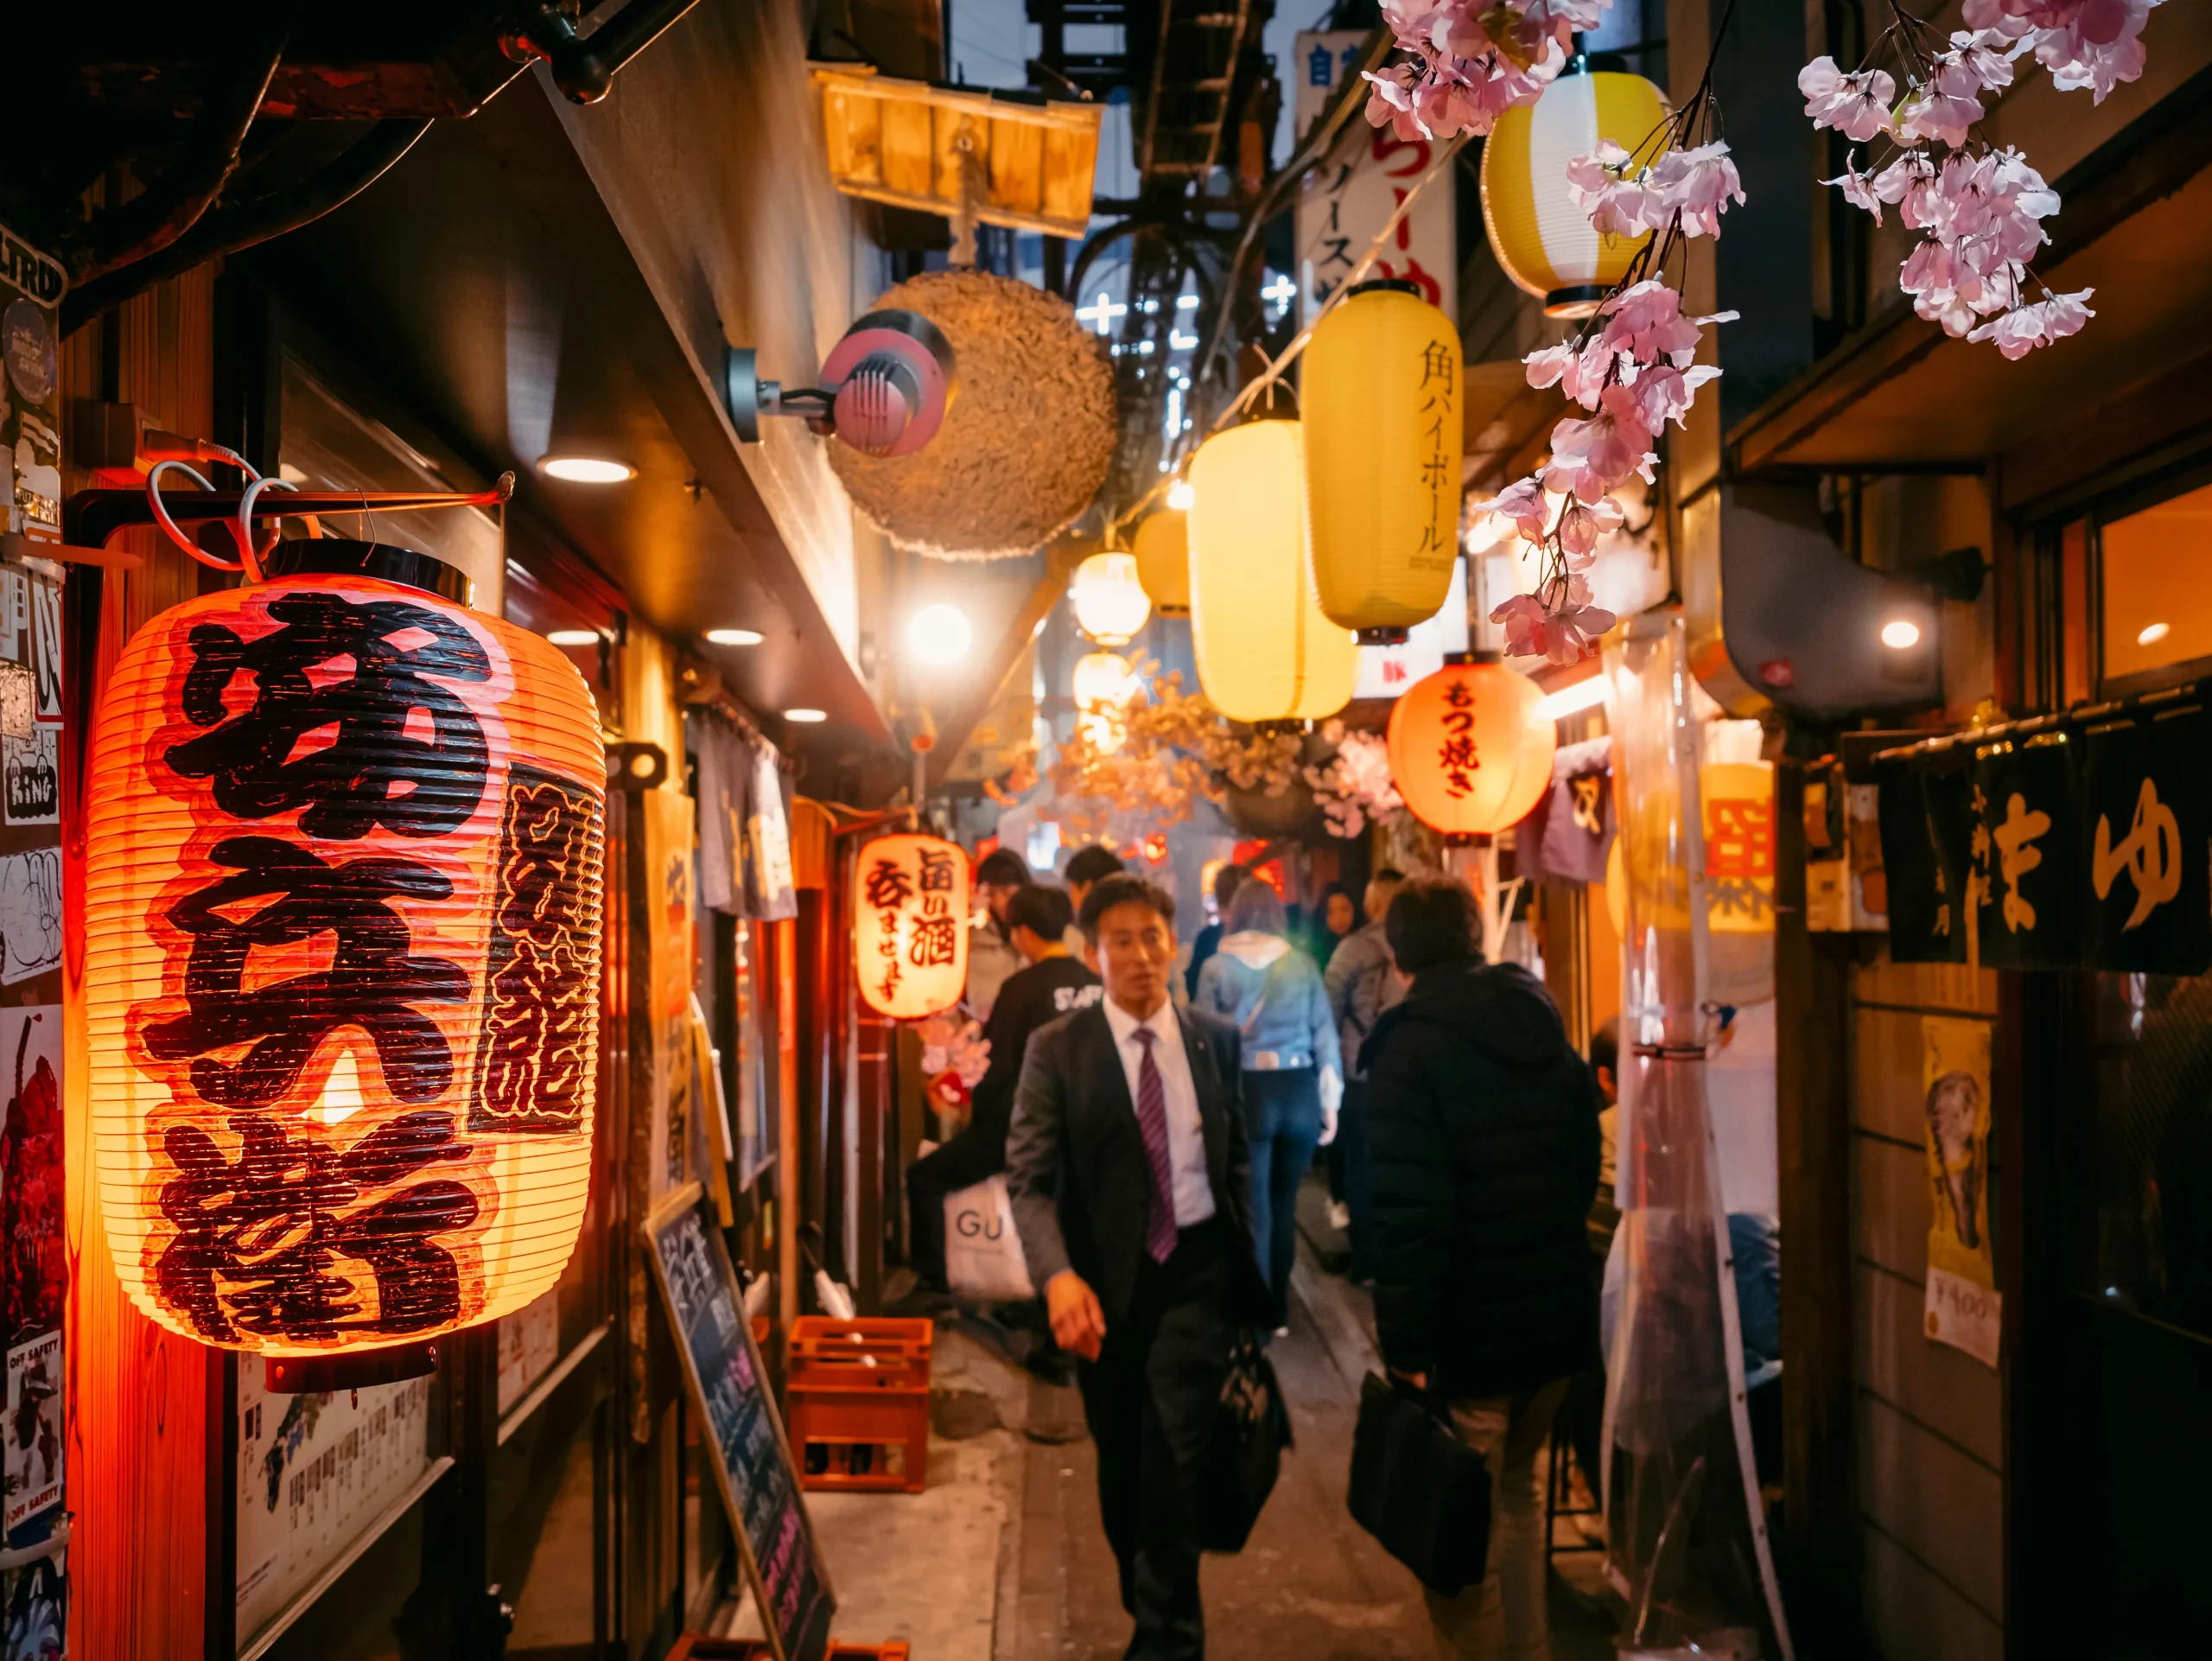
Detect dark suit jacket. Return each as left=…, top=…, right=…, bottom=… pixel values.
left=1005, top=1001, right=1269, bottom=1327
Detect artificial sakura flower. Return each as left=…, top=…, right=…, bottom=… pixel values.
left=1646, top=142, right=1745, bottom=237
left=1522, top=336, right=1615, bottom=408
left=1557, top=494, right=1625, bottom=558
left=1966, top=287, right=2094, bottom=357
left=1960, top=0, right=2160, bottom=104
left=1897, top=80, right=1984, bottom=146
left=1599, top=280, right=1702, bottom=363
left=1543, top=386, right=1657, bottom=501
left=1622, top=362, right=1723, bottom=432
left=1567, top=142, right=1658, bottom=238
left=1364, top=0, right=1593, bottom=140
left=1478, top=476, right=1551, bottom=543
left=1491, top=591, right=1618, bottom=665
left=1943, top=29, right=2022, bottom=95
left=1363, top=62, right=1428, bottom=141
left=1798, top=56, right=1897, bottom=142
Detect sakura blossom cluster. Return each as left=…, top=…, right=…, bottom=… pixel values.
left=1305, top=727, right=1405, bottom=838
left=1478, top=283, right=1737, bottom=663
left=1566, top=140, right=1745, bottom=240
left=1363, top=0, right=1616, bottom=142
left=918, top=1013, right=989, bottom=1093
left=1799, top=0, right=2152, bottom=357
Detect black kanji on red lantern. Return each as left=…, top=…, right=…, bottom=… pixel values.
left=864, top=858, right=915, bottom=911
left=143, top=836, right=470, bottom=1109
left=165, top=591, right=492, bottom=839
left=155, top=1110, right=478, bottom=1343
left=1439, top=680, right=1480, bottom=798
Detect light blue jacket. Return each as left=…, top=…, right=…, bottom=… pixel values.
left=1193, top=933, right=1342, bottom=1076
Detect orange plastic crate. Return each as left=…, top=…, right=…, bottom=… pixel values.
left=785, top=1315, right=932, bottom=1493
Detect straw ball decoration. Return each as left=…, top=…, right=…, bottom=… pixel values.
left=830, top=270, right=1116, bottom=559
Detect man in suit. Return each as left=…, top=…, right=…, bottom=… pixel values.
left=1007, top=873, right=1268, bottom=1661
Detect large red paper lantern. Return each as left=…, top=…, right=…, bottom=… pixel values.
left=1387, top=658, right=1557, bottom=836
left=84, top=542, right=605, bottom=1359
left=855, top=833, right=969, bottom=1018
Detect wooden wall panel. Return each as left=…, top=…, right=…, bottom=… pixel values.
left=1851, top=1133, right=1934, bottom=1284
left=1855, top=1395, right=2005, bottom=1621
left=1855, top=1262, right=2004, bottom=1470
left=1860, top=1527, right=2005, bottom=1661
left=60, top=263, right=220, bottom=1661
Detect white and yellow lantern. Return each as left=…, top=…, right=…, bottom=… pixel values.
left=1070, top=550, right=1152, bottom=646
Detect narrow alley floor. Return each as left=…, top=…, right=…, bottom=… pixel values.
left=731, top=1177, right=1621, bottom=1659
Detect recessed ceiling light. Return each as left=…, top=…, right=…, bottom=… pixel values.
left=1879, top=619, right=1921, bottom=650
left=540, top=455, right=636, bottom=484
left=784, top=708, right=828, bottom=723
left=2138, top=620, right=2171, bottom=646
left=707, top=627, right=765, bottom=646
left=546, top=628, right=601, bottom=647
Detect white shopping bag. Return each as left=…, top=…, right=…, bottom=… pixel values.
left=944, top=1175, right=1035, bottom=1301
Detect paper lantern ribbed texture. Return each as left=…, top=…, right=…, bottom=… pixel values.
left=1480, top=68, right=1669, bottom=318
left=1387, top=659, right=1557, bottom=836
left=1188, top=422, right=1357, bottom=724
left=85, top=544, right=605, bottom=1356
left=1132, top=511, right=1189, bottom=616
left=855, top=834, right=970, bottom=1018
left=1302, top=281, right=1464, bottom=640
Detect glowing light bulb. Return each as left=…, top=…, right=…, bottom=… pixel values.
left=1880, top=620, right=1921, bottom=650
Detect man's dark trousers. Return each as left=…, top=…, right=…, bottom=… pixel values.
left=1074, top=1216, right=1237, bottom=1661
left=906, top=1127, right=1005, bottom=1291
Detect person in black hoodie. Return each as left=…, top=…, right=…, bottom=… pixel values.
left=1361, top=877, right=1603, bottom=1660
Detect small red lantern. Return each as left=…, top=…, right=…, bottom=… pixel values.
left=855, top=833, right=970, bottom=1018
left=1387, top=657, right=1557, bottom=837
left=84, top=541, right=606, bottom=1361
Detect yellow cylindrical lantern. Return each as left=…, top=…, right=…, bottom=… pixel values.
left=1132, top=511, right=1189, bottom=616
left=85, top=542, right=604, bottom=1357
left=855, top=834, right=971, bottom=1018
left=1070, top=551, right=1152, bottom=646
left=1302, top=280, right=1464, bottom=641
left=1480, top=67, right=1669, bottom=318
left=1386, top=658, right=1556, bottom=836
left=1701, top=760, right=1777, bottom=932
left=1072, top=650, right=1136, bottom=751
left=1188, top=421, right=1358, bottom=723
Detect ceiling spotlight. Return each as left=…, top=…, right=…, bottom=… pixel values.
left=546, top=628, right=601, bottom=647
left=1879, top=619, right=1922, bottom=650
left=539, top=455, right=636, bottom=484
left=2138, top=620, right=2171, bottom=646
left=784, top=708, right=828, bottom=723
left=1166, top=478, right=1195, bottom=512
left=908, top=602, right=973, bottom=665
left=706, top=627, right=765, bottom=646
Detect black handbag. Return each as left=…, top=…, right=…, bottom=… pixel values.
left=1347, top=1372, right=1493, bottom=1595
left=1198, top=1330, right=1293, bottom=1551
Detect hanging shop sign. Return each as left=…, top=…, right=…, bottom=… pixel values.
left=2079, top=702, right=2209, bottom=975
left=1187, top=421, right=1358, bottom=724
left=1516, top=735, right=1614, bottom=884
left=1386, top=658, right=1556, bottom=837
left=1301, top=280, right=1464, bottom=640
left=855, top=833, right=969, bottom=1019
left=1294, top=30, right=1458, bottom=322
left=83, top=544, right=607, bottom=1358
left=1701, top=760, right=1776, bottom=933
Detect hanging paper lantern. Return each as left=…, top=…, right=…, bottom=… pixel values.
left=1188, top=421, right=1358, bottom=723
left=1701, top=760, right=1777, bottom=933
left=854, top=834, right=971, bottom=1018
left=1132, top=511, right=1189, bottom=617
left=84, top=541, right=606, bottom=1359
left=1070, top=551, right=1152, bottom=646
left=1071, top=650, right=1137, bottom=751
left=1302, top=279, right=1464, bottom=641
left=1480, top=67, right=1669, bottom=318
left=1387, top=657, right=1557, bottom=836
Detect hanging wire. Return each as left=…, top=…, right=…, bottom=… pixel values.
left=147, top=461, right=245, bottom=574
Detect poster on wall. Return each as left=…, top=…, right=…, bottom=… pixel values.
left=1, top=1556, right=62, bottom=1661
left=3, top=1332, right=60, bottom=1535
left=0, top=227, right=66, bottom=547
left=1921, top=1015, right=1999, bottom=1367
left=644, top=786, right=699, bottom=1204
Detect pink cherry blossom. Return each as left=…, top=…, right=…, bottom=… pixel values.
left=1543, top=388, right=1656, bottom=501
left=1362, top=65, right=1428, bottom=140
left=1493, top=590, right=1618, bottom=665
left=1944, top=29, right=2022, bottom=94
left=1897, top=81, right=1983, bottom=146
left=1646, top=142, right=1745, bottom=237
left=1567, top=142, right=1658, bottom=238
left=1623, top=362, right=1722, bottom=432
left=1558, top=495, right=1625, bottom=558
left=1966, top=287, right=2094, bottom=356
left=1599, top=280, right=1702, bottom=362
left=1798, top=56, right=1898, bottom=142
left=1478, top=477, right=1551, bottom=544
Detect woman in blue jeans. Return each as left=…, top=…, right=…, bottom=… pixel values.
left=1193, top=881, right=1342, bottom=1330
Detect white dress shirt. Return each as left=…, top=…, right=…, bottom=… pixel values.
left=1101, top=996, right=1217, bottom=1227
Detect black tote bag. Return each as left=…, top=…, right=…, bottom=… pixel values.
left=1198, top=1331, right=1293, bottom=1551
left=1347, top=1372, right=1492, bottom=1595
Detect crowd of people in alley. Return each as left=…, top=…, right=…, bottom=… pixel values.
left=899, top=847, right=1616, bottom=1661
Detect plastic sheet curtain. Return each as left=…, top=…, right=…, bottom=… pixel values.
left=1601, top=618, right=1793, bottom=1661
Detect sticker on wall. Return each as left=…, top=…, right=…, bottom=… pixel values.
left=1921, top=1015, right=1999, bottom=1367
left=1, top=1554, right=63, bottom=1661
left=0, top=850, right=59, bottom=985
left=0, top=1009, right=62, bottom=1340
left=2, top=1331, right=60, bottom=1533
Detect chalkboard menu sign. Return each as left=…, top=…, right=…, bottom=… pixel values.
left=645, top=1185, right=835, bottom=1661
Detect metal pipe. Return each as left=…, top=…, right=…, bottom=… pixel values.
left=502, top=0, right=707, bottom=105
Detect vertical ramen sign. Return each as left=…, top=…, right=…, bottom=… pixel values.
left=83, top=546, right=605, bottom=1357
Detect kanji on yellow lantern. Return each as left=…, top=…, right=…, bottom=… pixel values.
left=1188, top=420, right=1357, bottom=723
left=1301, top=279, right=1463, bottom=641
left=1702, top=760, right=1777, bottom=932
left=1132, top=510, right=1189, bottom=617
left=84, top=540, right=605, bottom=1361
left=1387, top=656, right=1557, bottom=836
left=1070, top=550, right=1152, bottom=646
left=1480, top=66, right=1669, bottom=318
left=855, top=834, right=970, bottom=1018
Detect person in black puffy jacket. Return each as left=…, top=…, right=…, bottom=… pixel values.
left=1359, top=877, right=1602, bottom=1659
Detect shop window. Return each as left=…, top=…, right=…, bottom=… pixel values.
left=2099, top=473, right=2212, bottom=688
